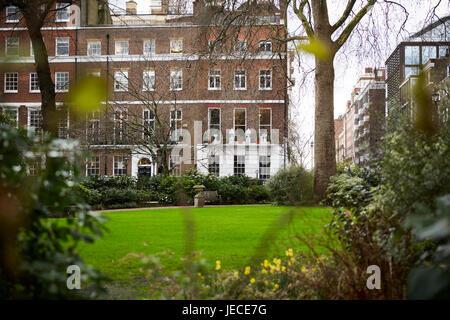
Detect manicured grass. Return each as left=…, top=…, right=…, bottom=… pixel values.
left=77, top=205, right=332, bottom=298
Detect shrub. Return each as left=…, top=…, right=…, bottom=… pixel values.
left=218, top=183, right=248, bottom=204
left=82, top=175, right=137, bottom=191
left=327, top=163, right=380, bottom=209
left=247, top=185, right=270, bottom=203
left=265, top=166, right=313, bottom=205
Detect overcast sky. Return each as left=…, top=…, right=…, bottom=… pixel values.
left=108, top=0, right=449, bottom=167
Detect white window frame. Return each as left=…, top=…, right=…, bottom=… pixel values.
left=5, top=37, right=19, bottom=56
left=208, top=70, right=221, bottom=90
left=113, top=156, right=127, bottom=176
left=170, top=69, right=183, bottom=91
left=143, top=70, right=155, bottom=91
left=4, top=72, right=18, bottom=93
left=259, top=39, right=272, bottom=53
left=208, top=39, right=221, bottom=54
left=55, top=72, right=69, bottom=92
left=55, top=3, right=70, bottom=22
left=259, top=69, right=272, bottom=90
left=6, top=6, right=19, bottom=23
left=57, top=105, right=69, bottom=139
left=208, top=154, right=220, bottom=176
left=170, top=39, right=183, bottom=54
left=143, top=39, right=156, bottom=55
left=30, top=72, right=40, bottom=93
left=115, top=40, right=129, bottom=55
left=170, top=109, right=183, bottom=141
left=86, top=111, right=100, bottom=143
left=208, top=108, right=221, bottom=131
left=114, top=109, right=128, bottom=144
left=259, top=155, right=271, bottom=180
left=143, top=108, right=155, bottom=139
left=114, top=70, right=128, bottom=92
left=56, top=37, right=69, bottom=56
left=233, top=155, right=245, bottom=176
left=86, top=156, right=100, bottom=176
left=259, top=108, right=272, bottom=142
left=28, top=108, right=42, bottom=133
left=234, top=70, right=247, bottom=90
left=2, top=107, right=18, bottom=127
left=234, top=108, right=247, bottom=133
left=235, top=39, right=247, bottom=54
left=87, top=41, right=101, bottom=56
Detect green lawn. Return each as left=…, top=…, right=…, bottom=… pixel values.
left=78, top=205, right=332, bottom=298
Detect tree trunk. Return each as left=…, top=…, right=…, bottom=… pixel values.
left=309, top=0, right=337, bottom=200
left=313, top=55, right=336, bottom=199
left=24, top=16, right=58, bottom=136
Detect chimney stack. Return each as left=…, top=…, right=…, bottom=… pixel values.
left=126, top=1, right=137, bottom=15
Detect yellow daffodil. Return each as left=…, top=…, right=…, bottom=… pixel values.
left=281, top=266, right=286, bottom=272
left=216, top=260, right=221, bottom=271
left=264, top=280, right=269, bottom=285
left=262, top=269, right=268, bottom=275
left=285, top=248, right=294, bottom=257
left=244, top=266, right=251, bottom=275
left=250, top=278, right=256, bottom=284
left=274, top=283, right=279, bottom=289
left=263, top=259, right=270, bottom=268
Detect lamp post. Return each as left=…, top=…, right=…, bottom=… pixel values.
left=432, top=92, right=441, bottom=121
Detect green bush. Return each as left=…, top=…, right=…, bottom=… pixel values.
left=265, top=166, right=313, bottom=205
left=327, top=163, right=380, bottom=209
left=82, top=175, right=137, bottom=191
left=247, top=185, right=270, bottom=203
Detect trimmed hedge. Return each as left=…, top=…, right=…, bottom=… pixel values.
left=79, top=170, right=271, bottom=208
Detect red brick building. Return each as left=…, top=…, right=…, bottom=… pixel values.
left=0, top=0, right=290, bottom=180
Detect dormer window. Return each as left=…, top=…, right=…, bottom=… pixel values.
left=55, top=3, right=70, bottom=22
left=6, top=6, right=19, bottom=23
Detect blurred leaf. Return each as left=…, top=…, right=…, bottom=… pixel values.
left=407, top=265, right=450, bottom=299
left=413, top=72, right=437, bottom=136
left=66, top=76, right=107, bottom=114
left=296, top=38, right=331, bottom=61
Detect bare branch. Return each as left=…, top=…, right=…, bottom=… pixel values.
left=334, top=0, right=377, bottom=49
left=331, top=0, right=357, bottom=33
left=293, top=0, right=315, bottom=37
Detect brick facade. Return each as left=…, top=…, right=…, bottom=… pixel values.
left=0, top=1, right=289, bottom=179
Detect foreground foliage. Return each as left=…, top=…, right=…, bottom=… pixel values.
left=322, top=111, right=450, bottom=299
left=0, top=124, right=107, bottom=299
